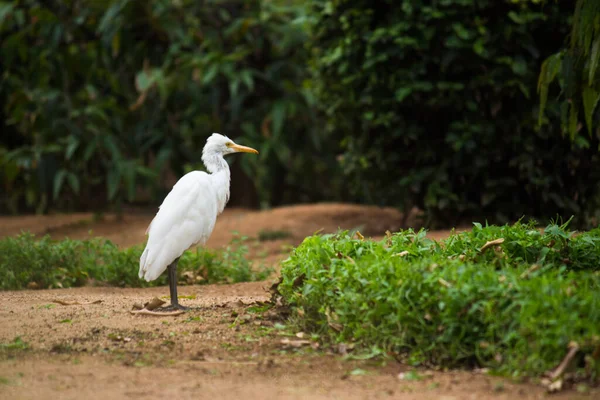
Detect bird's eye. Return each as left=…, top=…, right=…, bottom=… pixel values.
left=225, top=142, right=233, bottom=147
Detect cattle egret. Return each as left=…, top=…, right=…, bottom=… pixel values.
left=139, top=133, right=259, bottom=310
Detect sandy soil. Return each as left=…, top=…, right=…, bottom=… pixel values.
left=0, top=203, right=593, bottom=399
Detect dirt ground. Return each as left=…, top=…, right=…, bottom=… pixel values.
left=0, top=203, right=594, bottom=399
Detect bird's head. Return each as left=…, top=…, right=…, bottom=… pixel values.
left=204, top=133, right=259, bottom=156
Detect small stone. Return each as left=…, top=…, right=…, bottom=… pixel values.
left=27, top=282, right=39, bottom=290
left=548, top=379, right=563, bottom=393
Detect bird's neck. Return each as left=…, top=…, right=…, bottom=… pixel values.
left=202, top=152, right=229, bottom=174
left=202, top=152, right=231, bottom=214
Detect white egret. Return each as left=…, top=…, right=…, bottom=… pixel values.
left=138, top=133, right=259, bottom=310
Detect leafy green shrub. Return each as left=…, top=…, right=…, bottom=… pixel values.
left=0, top=232, right=272, bottom=290
left=277, top=222, right=600, bottom=379
left=181, top=233, right=273, bottom=284
left=307, top=0, right=600, bottom=227
left=538, top=0, right=600, bottom=139
left=0, top=0, right=339, bottom=214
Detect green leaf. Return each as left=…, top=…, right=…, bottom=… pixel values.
left=135, top=165, right=157, bottom=179
left=83, top=138, right=99, bottom=162
left=66, top=173, right=80, bottom=194
left=102, top=135, right=121, bottom=161
left=582, top=86, right=600, bottom=136
left=97, top=0, right=128, bottom=36
left=107, top=168, right=121, bottom=200
left=240, top=70, right=254, bottom=91
left=451, top=23, right=471, bottom=40
left=25, top=188, right=35, bottom=206
left=537, top=52, right=563, bottom=126
left=562, top=52, right=577, bottom=99
left=53, top=169, right=67, bottom=200
left=202, top=64, right=219, bottom=85
left=124, top=163, right=136, bottom=202
left=135, top=68, right=162, bottom=93
left=473, top=39, right=486, bottom=56
left=395, top=87, right=412, bottom=102
left=2, top=159, right=19, bottom=182
left=507, top=11, right=524, bottom=24
left=511, top=57, right=527, bottom=76
left=229, top=79, right=240, bottom=99
left=65, top=137, right=79, bottom=161
left=272, top=102, right=286, bottom=137
left=589, top=36, right=600, bottom=85
left=154, top=148, right=171, bottom=171
left=112, top=33, right=120, bottom=57
left=568, top=104, right=579, bottom=140
left=0, top=2, right=15, bottom=26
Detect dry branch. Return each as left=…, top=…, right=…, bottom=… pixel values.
left=52, top=299, right=102, bottom=306
left=479, top=238, right=505, bottom=252
left=548, top=342, right=580, bottom=380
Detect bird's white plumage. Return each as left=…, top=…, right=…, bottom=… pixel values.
left=138, top=133, right=251, bottom=282
left=139, top=171, right=218, bottom=281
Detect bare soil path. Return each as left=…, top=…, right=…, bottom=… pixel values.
left=0, top=204, right=593, bottom=399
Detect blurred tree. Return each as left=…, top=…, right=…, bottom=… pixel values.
left=307, top=0, right=600, bottom=227
left=538, top=0, right=600, bottom=140
left=0, top=0, right=341, bottom=214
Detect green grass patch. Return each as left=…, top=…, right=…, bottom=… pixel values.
left=0, top=337, right=29, bottom=351
left=258, top=229, right=293, bottom=242
left=0, top=232, right=273, bottom=290
left=276, top=220, right=600, bottom=380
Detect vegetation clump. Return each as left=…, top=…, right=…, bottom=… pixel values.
left=277, top=220, right=600, bottom=379
left=0, top=233, right=272, bottom=290
left=307, top=0, right=600, bottom=226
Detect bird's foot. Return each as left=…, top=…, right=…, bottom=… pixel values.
left=158, top=303, right=189, bottom=312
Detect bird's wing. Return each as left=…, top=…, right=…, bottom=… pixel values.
left=139, top=171, right=218, bottom=282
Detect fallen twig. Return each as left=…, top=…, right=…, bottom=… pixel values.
left=280, top=338, right=319, bottom=349
left=438, top=278, right=452, bottom=288
left=548, top=342, right=579, bottom=380
left=520, top=264, right=541, bottom=279
left=479, top=238, right=505, bottom=253
left=385, top=230, right=393, bottom=246
left=52, top=299, right=102, bottom=306
left=280, top=338, right=311, bottom=347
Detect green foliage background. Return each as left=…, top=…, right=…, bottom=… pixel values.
left=538, top=0, right=600, bottom=139
left=308, top=0, right=600, bottom=227
left=1, top=0, right=599, bottom=226
left=0, top=0, right=339, bottom=213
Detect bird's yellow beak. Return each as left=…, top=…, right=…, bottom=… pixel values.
left=230, top=144, right=259, bottom=154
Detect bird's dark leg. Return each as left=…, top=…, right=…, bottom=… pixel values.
left=165, top=257, right=188, bottom=311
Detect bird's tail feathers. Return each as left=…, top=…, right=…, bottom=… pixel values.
left=139, top=247, right=151, bottom=281
left=139, top=244, right=178, bottom=282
